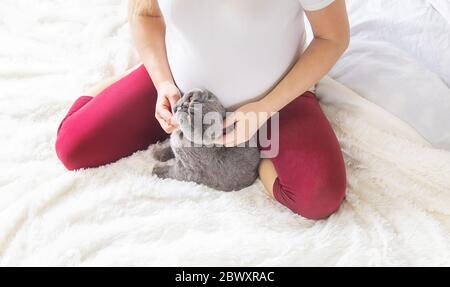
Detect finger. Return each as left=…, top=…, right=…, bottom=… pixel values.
left=223, top=112, right=238, bottom=128
left=215, top=130, right=238, bottom=147
left=158, top=107, right=174, bottom=123
left=165, top=125, right=177, bottom=134
left=168, top=93, right=181, bottom=113
left=230, top=118, right=253, bottom=146
left=217, top=116, right=249, bottom=145
left=159, top=108, right=179, bottom=128
left=155, top=112, right=172, bottom=133
left=161, top=98, right=180, bottom=127
left=214, top=134, right=229, bottom=146
left=157, top=112, right=179, bottom=132
left=168, top=115, right=179, bottom=128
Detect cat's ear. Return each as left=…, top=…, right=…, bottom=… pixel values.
left=205, top=90, right=217, bottom=102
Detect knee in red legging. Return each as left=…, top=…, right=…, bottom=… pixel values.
left=55, top=96, right=94, bottom=170
left=55, top=65, right=166, bottom=170
left=55, top=94, right=162, bottom=171
left=272, top=152, right=347, bottom=220
left=56, top=135, right=87, bottom=171
left=268, top=91, right=347, bottom=220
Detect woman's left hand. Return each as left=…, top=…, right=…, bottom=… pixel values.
left=214, top=100, right=273, bottom=147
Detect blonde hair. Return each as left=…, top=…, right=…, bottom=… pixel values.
left=128, top=0, right=157, bottom=17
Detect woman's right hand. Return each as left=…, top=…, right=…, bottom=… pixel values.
left=155, top=81, right=181, bottom=133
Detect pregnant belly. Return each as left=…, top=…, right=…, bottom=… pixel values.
left=166, top=34, right=305, bottom=110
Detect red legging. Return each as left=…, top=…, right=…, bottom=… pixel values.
left=56, top=65, right=346, bottom=219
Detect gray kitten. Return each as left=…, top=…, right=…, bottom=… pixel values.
left=151, top=89, right=261, bottom=191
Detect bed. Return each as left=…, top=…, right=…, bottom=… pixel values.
left=0, top=0, right=449, bottom=266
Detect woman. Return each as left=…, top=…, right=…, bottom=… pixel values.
left=55, top=0, right=349, bottom=220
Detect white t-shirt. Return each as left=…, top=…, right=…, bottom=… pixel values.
left=158, top=0, right=335, bottom=109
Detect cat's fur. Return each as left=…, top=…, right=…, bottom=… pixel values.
left=152, top=89, right=261, bottom=192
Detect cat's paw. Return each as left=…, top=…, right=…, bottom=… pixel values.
left=152, top=142, right=174, bottom=162
left=153, top=148, right=174, bottom=162
left=152, top=163, right=172, bottom=179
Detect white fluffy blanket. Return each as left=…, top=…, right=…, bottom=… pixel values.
left=1, top=0, right=449, bottom=266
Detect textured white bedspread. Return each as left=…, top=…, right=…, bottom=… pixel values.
left=0, top=0, right=449, bottom=266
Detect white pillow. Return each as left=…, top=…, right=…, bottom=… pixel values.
left=345, top=0, right=450, bottom=86
left=330, top=39, right=450, bottom=149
